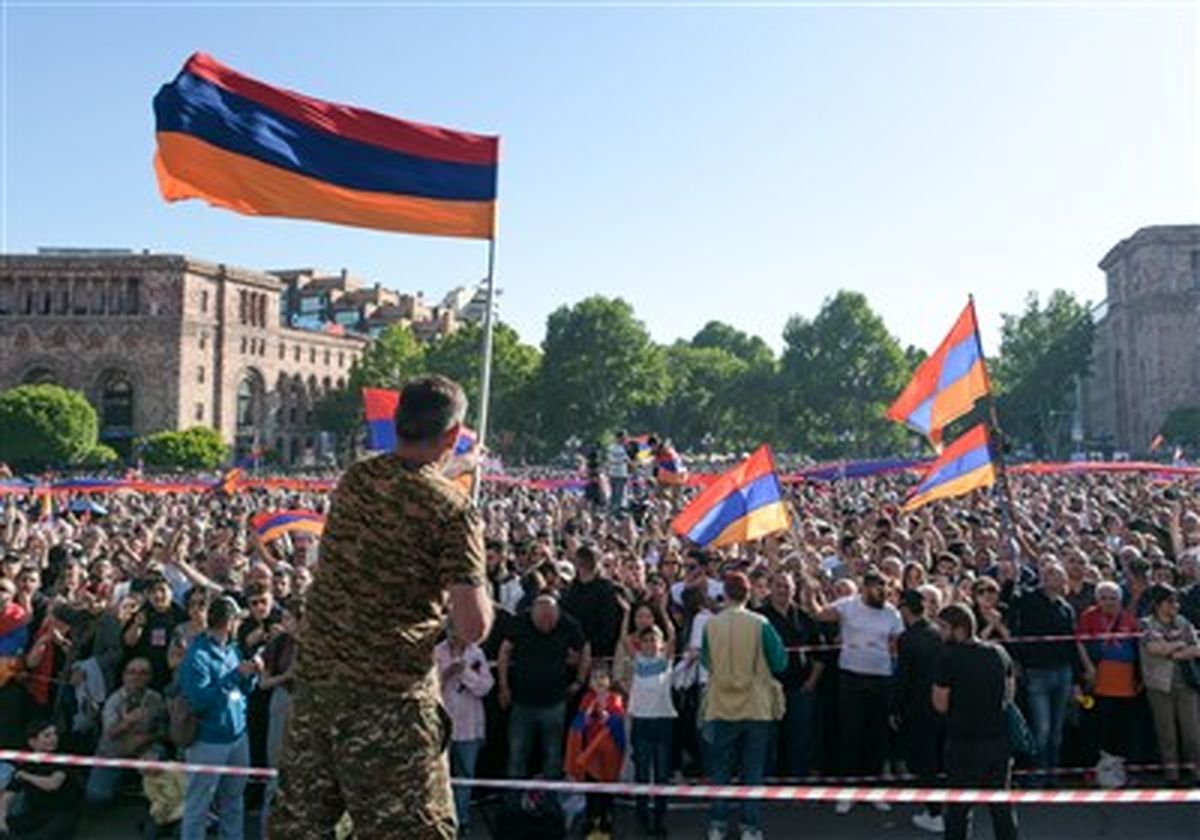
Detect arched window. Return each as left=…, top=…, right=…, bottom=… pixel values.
left=237, top=377, right=256, bottom=430
left=21, top=367, right=57, bottom=385
left=101, top=375, right=134, bottom=432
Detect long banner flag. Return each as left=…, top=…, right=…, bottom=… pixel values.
left=903, top=423, right=997, bottom=512
left=672, top=445, right=790, bottom=548
left=887, top=300, right=991, bottom=449
left=153, top=53, right=499, bottom=238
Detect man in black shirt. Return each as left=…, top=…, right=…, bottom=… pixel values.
left=894, top=590, right=944, bottom=834
left=933, top=604, right=1018, bottom=840
left=756, top=571, right=825, bottom=777
left=560, top=544, right=625, bottom=661
left=498, top=594, right=590, bottom=780
left=1008, top=560, right=1076, bottom=785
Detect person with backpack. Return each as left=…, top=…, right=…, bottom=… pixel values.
left=178, top=596, right=261, bottom=840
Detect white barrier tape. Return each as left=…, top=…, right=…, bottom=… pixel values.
left=454, top=777, right=1200, bottom=804
left=1, top=750, right=1196, bottom=804
left=0, top=750, right=277, bottom=779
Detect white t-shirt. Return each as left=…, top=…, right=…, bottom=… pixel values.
left=607, top=443, right=630, bottom=478
left=834, top=596, right=903, bottom=677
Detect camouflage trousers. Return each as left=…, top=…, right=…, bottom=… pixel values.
left=267, top=686, right=456, bottom=839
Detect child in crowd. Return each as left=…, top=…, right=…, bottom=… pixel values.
left=628, top=625, right=676, bottom=838
left=435, top=624, right=494, bottom=837
left=566, top=667, right=626, bottom=840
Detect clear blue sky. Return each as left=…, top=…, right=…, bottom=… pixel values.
left=2, top=2, right=1197, bottom=354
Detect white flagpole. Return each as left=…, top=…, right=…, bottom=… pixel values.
left=473, top=236, right=497, bottom=505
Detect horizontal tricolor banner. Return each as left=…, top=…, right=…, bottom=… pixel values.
left=153, top=53, right=498, bottom=238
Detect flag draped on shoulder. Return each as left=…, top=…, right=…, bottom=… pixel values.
left=565, top=691, right=626, bottom=783
left=903, top=423, right=996, bottom=512
left=672, top=445, right=790, bottom=548
left=153, top=53, right=499, bottom=238
left=654, top=442, right=687, bottom=486
left=252, top=509, right=325, bottom=542
left=887, top=300, right=990, bottom=448
left=362, top=388, right=401, bottom=452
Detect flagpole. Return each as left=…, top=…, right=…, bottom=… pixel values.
left=473, top=235, right=497, bottom=505
left=969, top=294, right=1020, bottom=561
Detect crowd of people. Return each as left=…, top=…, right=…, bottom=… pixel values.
left=1, top=438, right=1200, bottom=839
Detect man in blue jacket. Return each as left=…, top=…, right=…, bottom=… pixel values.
left=179, top=595, right=261, bottom=840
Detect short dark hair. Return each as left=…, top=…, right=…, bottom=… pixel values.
left=25, top=718, right=55, bottom=742
left=862, top=567, right=887, bottom=588
left=245, top=581, right=271, bottom=600
left=938, top=604, right=977, bottom=638
left=207, top=596, right=241, bottom=630
left=899, top=588, right=925, bottom=616
left=575, top=544, right=599, bottom=575
left=395, top=375, right=467, bottom=444
left=723, top=572, right=751, bottom=604
left=1147, top=583, right=1178, bottom=611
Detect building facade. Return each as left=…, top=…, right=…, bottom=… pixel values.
left=1084, top=225, right=1200, bottom=451
left=0, top=251, right=371, bottom=464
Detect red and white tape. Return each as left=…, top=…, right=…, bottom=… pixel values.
left=457, top=778, right=1200, bottom=804
left=0, top=749, right=276, bottom=779
left=1, top=750, right=1198, bottom=804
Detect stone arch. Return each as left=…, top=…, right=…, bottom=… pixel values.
left=95, top=368, right=135, bottom=454
left=20, top=365, right=59, bottom=385
left=234, top=367, right=266, bottom=459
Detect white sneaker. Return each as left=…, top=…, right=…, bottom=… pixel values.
left=740, top=829, right=764, bottom=840
left=707, top=827, right=727, bottom=840
left=872, top=800, right=892, bottom=813
left=912, top=811, right=945, bottom=833
left=835, top=799, right=854, bottom=815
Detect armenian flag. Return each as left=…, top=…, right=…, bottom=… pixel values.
left=887, top=300, right=991, bottom=448
left=362, top=388, right=401, bottom=452
left=654, top=443, right=687, bottom=486
left=454, top=427, right=478, bottom=457
left=671, top=445, right=790, bottom=548
left=153, top=53, right=498, bottom=239
left=565, top=691, right=626, bottom=784
left=902, top=423, right=996, bottom=512
left=251, top=509, right=325, bottom=543
left=629, top=435, right=654, bottom=464
left=210, top=468, right=242, bottom=496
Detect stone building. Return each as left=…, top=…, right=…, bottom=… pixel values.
left=1084, top=225, right=1200, bottom=451
left=273, top=266, right=465, bottom=339
left=0, top=250, right=372, bottom=464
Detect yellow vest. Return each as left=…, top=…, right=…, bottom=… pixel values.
left=703, top=607, right=775, bottom=722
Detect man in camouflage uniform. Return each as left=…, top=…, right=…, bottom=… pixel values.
left=268, top=375, right=493, bottom=839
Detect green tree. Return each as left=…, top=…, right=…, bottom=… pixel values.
left=352, top=324, right=426, bottom=390
left=312, top=324, right=427, bottom=455
left=1160, top=406, right=1200, bottom=449
left=537, top=296, right=669, bottom=449
left=647, top=342, right=749, bottom=450
left=692, top=321, right=775, bottom=367
left=779, top=291, right=911, bottom=456
left=78, top=443, right=120, bottom=469
left=424, top=323, right=542, bottom=457
left=993, top=290, right=1094, bottom=456
left=138, top=427, right=229, bottom=470
left=0, top=384, right=99, bottom=470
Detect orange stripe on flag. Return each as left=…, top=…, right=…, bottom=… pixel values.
left=154, top=132, right=496, bottom=239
